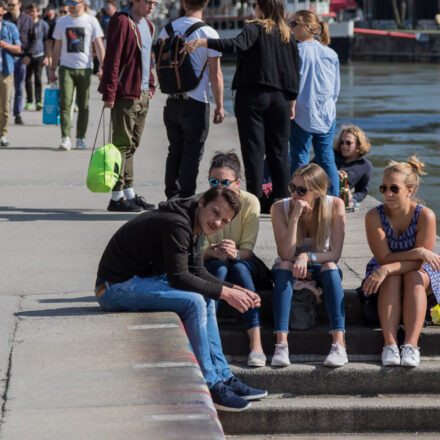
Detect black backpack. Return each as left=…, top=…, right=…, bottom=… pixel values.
left=154, top=21, right=208, bottom=94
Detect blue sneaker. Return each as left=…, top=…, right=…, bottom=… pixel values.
left=225, top=376, right=268, bottom=401
left=210, top=381, right=250, bottom=412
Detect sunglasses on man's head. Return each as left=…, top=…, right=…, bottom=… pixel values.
left=379, top=184, right=401, bottom=195
left=66, top=0, right=82, bottom=5
left=340, top=140, right=354, bottom=146
left=209, top=178, right=237, bottom=188
left=289, top=183, right=308, bottom=197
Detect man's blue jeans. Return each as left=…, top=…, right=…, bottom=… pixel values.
left=205, top=258, right=260, bottom=329
left=289, top=119, right=339, bottom=196
left=13, top=59, right=26, bottom=117
left=96, top=275, right=233, bottom=389
left=272, top=264, right=345, bottom=332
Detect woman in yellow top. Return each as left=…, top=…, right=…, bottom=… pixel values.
left=203, top=151, right=266, bottom=367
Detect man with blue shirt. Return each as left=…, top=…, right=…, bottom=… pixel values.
left=99, top=0, right=156, bottom=212
left=0, top=0, right=21, bottom=147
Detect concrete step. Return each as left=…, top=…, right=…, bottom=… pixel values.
left=229, top=361, right=440, bottom=395
left=219, top=393, right=440, bottom=435
left=227, top=433, right=439, bottom=439
left=219, top=324, right=440, bottom=356
left=218, top=289, right=366, bottom=325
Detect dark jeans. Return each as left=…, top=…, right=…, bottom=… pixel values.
left=111, top=91, right=150, bottom=191
left=234, top=86, right=291, bottom=200
left=164, top=97, right=210, bottom=199
left=25, top=55, right=44, bottom=103
left=13, top=58, right=26, bottom=117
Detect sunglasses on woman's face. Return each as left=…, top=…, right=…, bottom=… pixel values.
left=290, top=21, right=300, bottom=27
left=209, top=178, right=237, bottom=188
left=379, top=184, right=401, bottom=195
left=340, top=140, right=354, bottom=146
left=289, top=183, right=308, bottom=197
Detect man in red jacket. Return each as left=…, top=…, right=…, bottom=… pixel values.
left=99, top=0, right=156, bottom=212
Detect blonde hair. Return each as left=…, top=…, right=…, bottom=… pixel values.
left=334, top=125, right=371, bottom=156
left=384, top=156, right=426, bottom=197
left=291, top=163, right=331, bottom=252
left=293, top=9, right=330, bottom=45
left=247, top=0, right=291, bottom=43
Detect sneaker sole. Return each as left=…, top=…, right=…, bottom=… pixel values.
left=59, top=146, right=71, bottom=151
left=382, top=359, right=401, bottom=366
left=323, top=360, right=348, bottom=367
left=271, top=360, right=290, bottom=367
left=242, top=391, right=268, bottom=401
left=401, top=361, right=419, bottom=368
left=214, top=401, right=251, bottom=412
left=247, top=359, right=266, bottom=367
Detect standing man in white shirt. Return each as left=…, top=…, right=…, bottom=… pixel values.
left=160, top=0, right=224, bottom=200
left=50, top=0, right=105, bottom=151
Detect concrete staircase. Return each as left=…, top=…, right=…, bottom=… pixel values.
left=217, top=288, right=440, bottom=436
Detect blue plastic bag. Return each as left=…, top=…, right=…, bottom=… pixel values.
left=42, top=87, right=60, bottom=125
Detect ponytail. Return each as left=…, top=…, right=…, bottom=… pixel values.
left=319, top=20, right=330, bottom=46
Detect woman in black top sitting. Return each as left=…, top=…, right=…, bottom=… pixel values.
left=184, top=0, right=300, bottom=212
left=334, top=125, right=374, bottom=204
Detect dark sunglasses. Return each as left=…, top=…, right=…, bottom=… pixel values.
left=290, top=20, right=300, bottom=27
left=340, top=140, right=354, bottom=146
left=289, top=183, right=308, bottom=197
left=209, top=178, right=238, bottom=188
left=379, top=184, right=401, bottom=195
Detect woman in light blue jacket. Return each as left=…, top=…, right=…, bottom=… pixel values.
left=289, top=9, right=340, bottom=196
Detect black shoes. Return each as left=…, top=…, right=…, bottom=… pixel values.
left=15, top=115, right=24, bottom=125
left=107, top=198, right=142, bottom=212
left=133, top=194, right=156, bottom=210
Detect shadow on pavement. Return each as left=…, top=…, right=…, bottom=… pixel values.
left=38, top=296, right=97, bottom=303
left=0, top=206, right=139, bottom=222
left=15, top=306, right=104, bottom=317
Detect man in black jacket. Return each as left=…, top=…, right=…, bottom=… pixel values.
left=96, top=187, right=267, bottom=411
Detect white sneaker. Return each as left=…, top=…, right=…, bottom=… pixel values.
left=324, top=342, right=348, bottom=367
left=381, top=344, right=401, bottom=366
left=0, top=136, right=9, bottom=147
left=59, top=137, right=71, bottom=151
left=271, top=343, right=290, bottom=367
left=75, top=138, right=86, bottom=150
left=400, top=344, right=420, bottom=367
left=247, top=351, right=266, bottom=367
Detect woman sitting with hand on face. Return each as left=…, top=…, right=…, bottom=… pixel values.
left=203, top=151, right=266, bottom=367
left=270, top=163, right=347, bottom=368
left=363, top=156, right=440, bottom=368
left=334, top=125, right=373, bottom=205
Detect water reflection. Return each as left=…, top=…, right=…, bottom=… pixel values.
left=221, top=61, right=440, bottom=230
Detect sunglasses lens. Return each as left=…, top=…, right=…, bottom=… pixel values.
left=390, top=185, right=400, bottom=194
left=379, top=185, right=386, bottom=193
left=209, top=178, right=218, bottom=187
left=221, top=180, right=231, bottom=187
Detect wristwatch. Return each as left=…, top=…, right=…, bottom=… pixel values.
left=234, top=250, right=240, bottom=262
left=308, top=252, right=317, bottom=263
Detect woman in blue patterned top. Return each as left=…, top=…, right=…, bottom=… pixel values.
left=363, top=157, right=440, bottom=368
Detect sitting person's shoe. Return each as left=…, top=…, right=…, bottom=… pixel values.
left=210, top=381, right=250, bottom=412
left=36, top=102, right=43, bottom=111
left=247, top=351, right=266, bottom=367
left=400, top=344, right=420, bottom=367
left=59, top=136, right=71, bottom=151
left=271, top=343, right=290, bottom=367
left=224, top=376, right=267, bottom=401
left=382, top=344, right=400, bottom=366
left=0, top=136, right=9, bottom=147
left=107, top=198, right=142, bottom=212
left=324, top=342, right=348, bottom=367
left=75, top=139, right=87, bottom=150
left=133, top=194, right=155, bottom=210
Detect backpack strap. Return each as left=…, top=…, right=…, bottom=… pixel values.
left=165, top=22, right=174, bottom=38
left=183, top=21, right=208, bottom=38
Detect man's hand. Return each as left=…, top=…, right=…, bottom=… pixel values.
left=0, top=41, right=7, bottom=49
left=148, top=91, right=154, bottom=99
left=219, top=239, right=238, bottom=259
left=213, top=107, right=224, bottom=124
left=22, top=56, right=31, bottom=66
left=104, top=101, right=114, bottom=109
left=220, top=286, right=258, bottom=313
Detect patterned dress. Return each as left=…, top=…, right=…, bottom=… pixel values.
left=366, top=204, right=440, bottom=304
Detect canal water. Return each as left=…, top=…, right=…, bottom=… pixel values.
left=220, top=61, right=440, bottom=230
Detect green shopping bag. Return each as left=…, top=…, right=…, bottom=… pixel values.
left=86, top=108, right=121, bottom=193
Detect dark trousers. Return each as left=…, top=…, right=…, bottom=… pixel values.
left=164, top=97, right=210, bottom=200
left=13, top=59, right=26, bottom=117
left=111, top=91, right=150, bottom=191
left=25, top=56, right=44, bottom=103
left=234, top=86, right=291, bottom=200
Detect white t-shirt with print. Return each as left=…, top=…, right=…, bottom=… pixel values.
left=158, top=17, right=221, bottom=103
left=53, top=13, right=104, bottom=69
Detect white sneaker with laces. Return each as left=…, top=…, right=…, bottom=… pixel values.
left=59, top=137, right=71, bottom=151
left=324, top=342, right=348, bottom=367
left=400, top=344, right=420, bottom=367
left=0, top=136, right=9, bottom=147
left=271, top=343, right=290, bottom=367
left=76, top=138, right=86, bottom=150
left=381, top=344, right=401, bottom=366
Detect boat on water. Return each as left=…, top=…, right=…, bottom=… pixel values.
left=203, top=0, right=356, bottom=62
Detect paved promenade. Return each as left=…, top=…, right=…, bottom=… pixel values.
left=0, top=80, right=438, bottom=439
